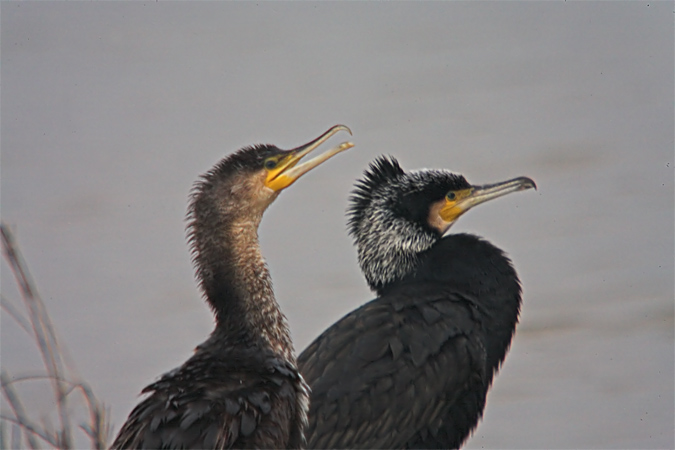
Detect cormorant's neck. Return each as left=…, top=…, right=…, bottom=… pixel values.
left=355, top=212, right=438, bottom=293
left=188, top=176, right=294, bottom=360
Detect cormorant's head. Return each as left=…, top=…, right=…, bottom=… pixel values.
left=348, top=156, right=535, bottom=292
left=190, top=125, right=354, bottom=224
left=187, top=125, right=354, bottom=318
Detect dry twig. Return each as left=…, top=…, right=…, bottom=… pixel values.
left=0, top=223, right=109, bottom=449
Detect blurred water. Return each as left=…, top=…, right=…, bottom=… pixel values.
left=1, top=3, right=673, bottom=448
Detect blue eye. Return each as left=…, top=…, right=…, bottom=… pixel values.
left=446, top=192, right=456, bottom=201
left=264, top=159, right=277, bottom=170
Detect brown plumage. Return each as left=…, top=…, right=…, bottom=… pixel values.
left=111, top=126, right=353, bottom=449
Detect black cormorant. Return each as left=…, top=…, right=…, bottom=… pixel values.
left=111, top=125, right=354, bottom=449
left=298, top=156, right=535, bottom=449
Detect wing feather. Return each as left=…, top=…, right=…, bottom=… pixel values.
left=298, top=283, right=488, bottom=449
left=112, top=353, right=305, bottom=449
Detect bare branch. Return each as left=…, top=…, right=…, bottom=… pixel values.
left=0, top=418, right=7, bottom=450
left=0, top=414, right=59, bottom=448
left=1, top=294, right=32, bottom=335
left=12, top=423, right=22, bottom=450
left=77, top=383, right=110, bottom=449
left=1, top=223, right=111, bottom=448
left=1, top=371, right=44, bottom=449
left=1, top=224, right=74, bottom=449
left=1, top=374, right=79, bottom=393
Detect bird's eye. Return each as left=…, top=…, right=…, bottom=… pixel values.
left=446, top=192, right=457, bottom=201
left=264, top=159, right=278, bottom=170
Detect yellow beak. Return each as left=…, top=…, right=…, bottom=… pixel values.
left=440, top=176, right=536, bottom=223
left=265, top=125, right=354, bottom=192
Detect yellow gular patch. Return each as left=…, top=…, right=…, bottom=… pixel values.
left=428, top=198, right=450, bottom=234
left=439, top=188, right=474, bottom=223
left=264, top=155, right=300, bottom=192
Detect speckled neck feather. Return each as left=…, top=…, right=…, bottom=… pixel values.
left=187, top=149, right=295, bottom=360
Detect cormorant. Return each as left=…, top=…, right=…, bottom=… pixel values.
left=298, top=156, right=535, bottom=449
left=111, top=125, right=354, bottom=449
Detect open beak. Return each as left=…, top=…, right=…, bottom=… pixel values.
left=440, top=176, right=536, bottom=223
left=266, top=125, right=354, bottom=192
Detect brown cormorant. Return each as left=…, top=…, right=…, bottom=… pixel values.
left=111, top=125, right=354, bottom=449
left=298, top=156, right=535, bottom=449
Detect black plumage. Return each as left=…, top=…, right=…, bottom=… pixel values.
left=111, top=126, right=353, bottom=449
left=298, top=156, right=535, bottom=449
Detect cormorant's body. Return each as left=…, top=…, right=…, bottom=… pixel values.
left=112, top=335, right=307, bottom=449
left=298, top=157, right=534, bottom=449
left=111, top=126, right=353, bottom=449
left=300, top=234, right=520, bottom=449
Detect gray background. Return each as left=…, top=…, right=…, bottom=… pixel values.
left=2, top=2, right=673, bottom=448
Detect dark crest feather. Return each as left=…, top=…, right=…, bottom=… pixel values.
left=348, top=155, right=405, bottom=237
left=191, top=144, right=279, bottom=197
